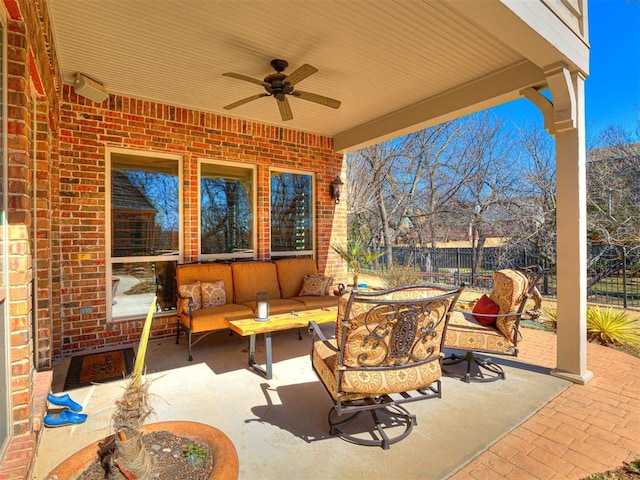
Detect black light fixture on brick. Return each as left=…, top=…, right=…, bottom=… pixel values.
left=330, top=176, right=344, bottom=204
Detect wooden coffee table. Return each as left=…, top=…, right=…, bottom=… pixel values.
left=226, top=306, right=337, bottom=379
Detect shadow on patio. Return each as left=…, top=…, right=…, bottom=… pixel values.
left=33, top=327, right=639, bottom=479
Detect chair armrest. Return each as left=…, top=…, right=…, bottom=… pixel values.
left=308, top=321, right=339, bottom=353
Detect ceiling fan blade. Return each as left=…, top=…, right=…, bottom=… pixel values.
left=292, top=90, right=341, bottom=109
left=223, top=72, right=269, bottom=88
left=284, top=64, right=318, bottom=86
left=277, top=97, right=293, bottom=121
left=224, top=93, right=269, bottom=110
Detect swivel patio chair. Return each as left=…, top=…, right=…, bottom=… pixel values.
left=309, top=283, right=464, bottom=449
left=444, top=265, right=543, bottom=383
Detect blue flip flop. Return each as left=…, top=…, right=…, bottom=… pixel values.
left=47, top=393, right=83, bottom=412
left=44, top=409, right=88, bottom=427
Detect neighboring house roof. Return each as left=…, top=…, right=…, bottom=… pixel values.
left=111, top=170, right=158, bottom=213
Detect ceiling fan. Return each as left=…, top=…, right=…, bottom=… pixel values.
left=222, top=59, right=341, bottom=121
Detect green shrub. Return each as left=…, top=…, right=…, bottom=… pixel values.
left=379, top=266, right=424, bottom=288
left=587, top=306, right=640, bottom=347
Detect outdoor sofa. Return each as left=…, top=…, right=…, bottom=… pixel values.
left=175, top=258, right=338, bottom=360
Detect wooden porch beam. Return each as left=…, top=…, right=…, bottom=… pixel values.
left=333, top=60, right=545, bottom=153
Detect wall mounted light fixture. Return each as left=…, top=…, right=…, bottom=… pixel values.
left=329, top=176, right=344, bottom=204
left=73, top=72, right=109, bottom=103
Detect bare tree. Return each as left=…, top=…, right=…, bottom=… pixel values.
left=347, top=112, right=524, bottom=272
left=456, top=113, right=521, bottom=277
left=346, top=142, right=403, bottom=265
left=494, top=126, right=557, bottom=268
left=347, top=121, right=474, bottom=267
left=586, top=122, right=640, bottom=246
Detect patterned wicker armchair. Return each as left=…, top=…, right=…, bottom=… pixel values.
left=444, top=265, right=542, bottom=383
left=309, top=283, right=464, bottom=449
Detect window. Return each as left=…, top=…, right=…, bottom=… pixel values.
left=199, top=161, right=255, bottom=259
left=107, top=149, right=182, bottom=319
left=270, top=170, right=314, bottom=257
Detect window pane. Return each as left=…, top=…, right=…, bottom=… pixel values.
left=112, top=262, right=159, bottom=317
left=201, top=163, right=254, bottom=255
left=270, top=171, right=313, bottom=253
left=111, top=157, right=179, bottom=257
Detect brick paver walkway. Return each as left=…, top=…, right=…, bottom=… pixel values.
left=451, top=328, right=640, bottom=480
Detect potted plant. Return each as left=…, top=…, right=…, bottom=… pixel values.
left=332, top=237, right=383, bottom=288
left=46, top=297, right=239, bottom=479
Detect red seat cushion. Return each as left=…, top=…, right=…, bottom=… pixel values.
left=472, top=294, right=500, bottom=326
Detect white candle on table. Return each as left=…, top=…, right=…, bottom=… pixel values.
left=257, top=302, right=268, bottom=319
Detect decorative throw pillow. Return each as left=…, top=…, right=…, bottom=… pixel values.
left=322, top=276, right=335, bottom=295
left=299, top=275, right=331, bottom=296
left=201, top=280, right=226, bottom=308
left=178, top=281, right=202, bottom=315
left=472, top=294, right=500, bottom=326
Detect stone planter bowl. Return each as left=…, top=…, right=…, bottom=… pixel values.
left=45, top=421, right=239, bottom=480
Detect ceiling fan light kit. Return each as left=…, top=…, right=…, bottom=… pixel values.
left=223, top=59, right=341, bottom=121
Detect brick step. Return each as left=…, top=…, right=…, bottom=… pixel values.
left=0, top=370, right=53, bottom=480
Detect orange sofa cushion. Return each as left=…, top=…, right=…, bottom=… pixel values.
left=231, top=261, right=282, bottom=304
left=275, top=258, right=319, bottom=298
left=176, top=263, right=234, bottom=317
left=180, top=304, right=254, bottom=333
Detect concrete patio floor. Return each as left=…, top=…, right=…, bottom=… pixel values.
left=32, top=326, right=640, bottom=480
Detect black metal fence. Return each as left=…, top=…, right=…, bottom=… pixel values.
left=390, top=244, right=640, bottom=308
left=587, top=244, right=640, bottom=308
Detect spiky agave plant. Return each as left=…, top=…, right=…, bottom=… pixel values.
left=586, top=305, right=640, bottom=347
left=108, top=297, right=157, bottom=479
left=540, top=308, right=558, bottom=332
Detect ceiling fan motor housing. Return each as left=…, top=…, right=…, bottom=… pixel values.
left=264, top=72, right=293, bottom=101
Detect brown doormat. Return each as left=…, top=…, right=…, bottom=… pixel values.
left=64, top=347, right=135, bottom=390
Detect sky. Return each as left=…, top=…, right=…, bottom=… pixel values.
left=491, top=0, right=640, bottom=143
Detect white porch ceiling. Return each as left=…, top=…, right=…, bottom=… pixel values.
left=47, top=0, right=589, bottom=152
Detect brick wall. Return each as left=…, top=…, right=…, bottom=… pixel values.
left=5, top=0, right=59, bottom=442
left=55, top=86, right=347, bottom=355
left=1, top=1, right=60, bottom=474
left=0, top=2, right=348, bottom=472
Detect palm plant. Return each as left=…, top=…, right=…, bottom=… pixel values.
left=332, top=237, right=383, bottom=287
left=102, top=297, right=157, bottom=479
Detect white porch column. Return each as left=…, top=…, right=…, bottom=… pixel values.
left=546, top=65, right=593, bottom=384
